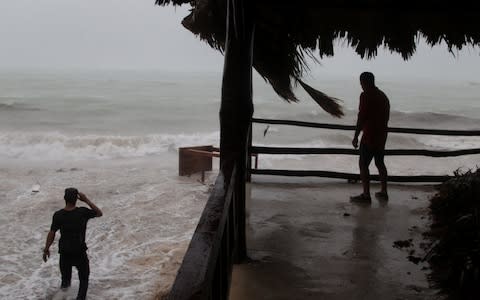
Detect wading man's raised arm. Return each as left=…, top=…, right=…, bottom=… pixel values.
left=78, top=192, right=103, bottom=217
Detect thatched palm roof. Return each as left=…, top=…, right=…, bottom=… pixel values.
left=156, top=1, right=480, bottom=116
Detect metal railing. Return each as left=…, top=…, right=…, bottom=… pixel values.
left=250, top=118, right=480, bottom=182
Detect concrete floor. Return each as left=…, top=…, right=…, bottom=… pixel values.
left=229, top=177, right=442, bottom=300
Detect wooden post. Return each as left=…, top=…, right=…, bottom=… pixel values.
left=246, top=124, right=253, bottom=182
left=220, top=0, right=254, bottom=262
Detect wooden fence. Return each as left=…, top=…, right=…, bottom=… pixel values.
left=249, top=118, right=480, bottom=182
left=167, top=117, right=480, bottom=300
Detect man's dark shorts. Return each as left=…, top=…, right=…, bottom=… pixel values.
left=359, top=143, right=385, bottom=168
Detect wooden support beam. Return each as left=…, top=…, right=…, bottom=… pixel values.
left=187, top=149, right=221, bottom=158
left=251, top=146, right=480, bottom=157
left=250, top=169, right=450, bottom=183
left=220, top=0, right=255, bottom=264
left=252, top=118, right=480, bottom=136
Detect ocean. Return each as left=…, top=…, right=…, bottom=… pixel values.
left=1, top=69, right=479, bottom=299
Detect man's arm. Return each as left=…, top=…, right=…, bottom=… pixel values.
left=352, top=117, right=362, bottom=148
left=43, top=230, right=56, bottom=262
left=352, top=94, right=366, bottom=148
left=78, top=192, right=103, bottom=217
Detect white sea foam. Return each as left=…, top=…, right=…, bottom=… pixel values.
left=0, top=131, right=219, bottom=161
left=0, top=101, right=39, bottom=111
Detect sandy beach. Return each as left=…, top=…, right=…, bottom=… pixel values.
left=230, top=176, right=440, bottom=300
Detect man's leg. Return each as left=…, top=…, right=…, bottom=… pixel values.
left=59, top=254, right=72, bottom=289
left=351, top=144, right=373, bottom=202
left=359, top=144, right=374, bottom=197
left=75, top=253, right=90, bottom=300
left=374, top=151, right=388, bottom=197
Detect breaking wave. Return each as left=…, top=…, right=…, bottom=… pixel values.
left=0, top=100, right=41, bottom=111
left=0, top=131, right=219, bottom=161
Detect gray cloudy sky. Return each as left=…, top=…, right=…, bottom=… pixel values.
left=1, top=0, right=479, bottom=80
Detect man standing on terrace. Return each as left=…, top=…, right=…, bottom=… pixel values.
left=351, top=72, right=390, bottom=202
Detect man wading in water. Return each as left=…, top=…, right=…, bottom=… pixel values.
left=43, top=188, right=103, bottom=300
left=351, top=72, right=390, bottom=203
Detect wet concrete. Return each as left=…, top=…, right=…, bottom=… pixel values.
left=229, top=177, right=441, bottom=300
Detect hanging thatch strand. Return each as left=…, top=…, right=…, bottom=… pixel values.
left=156, top=1, right=480, bottom=117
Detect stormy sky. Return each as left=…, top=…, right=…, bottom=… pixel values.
left=1, top=0, right=479, bottom=80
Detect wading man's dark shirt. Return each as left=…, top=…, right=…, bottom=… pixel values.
left=50, top=207, right=97, bottom=254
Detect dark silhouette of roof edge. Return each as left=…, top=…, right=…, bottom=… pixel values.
left=156, top=1, right=480, bottom=117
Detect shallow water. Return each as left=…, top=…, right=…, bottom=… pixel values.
left=0, top=157, right=215, bottom=299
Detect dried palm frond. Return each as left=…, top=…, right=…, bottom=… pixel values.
left=297, top=79, right=344, bottom=118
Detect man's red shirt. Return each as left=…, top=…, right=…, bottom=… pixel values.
left=358, top=87, right=390, bottom=150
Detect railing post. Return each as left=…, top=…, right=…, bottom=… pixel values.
left=246, top=123, right=252, bottom=183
